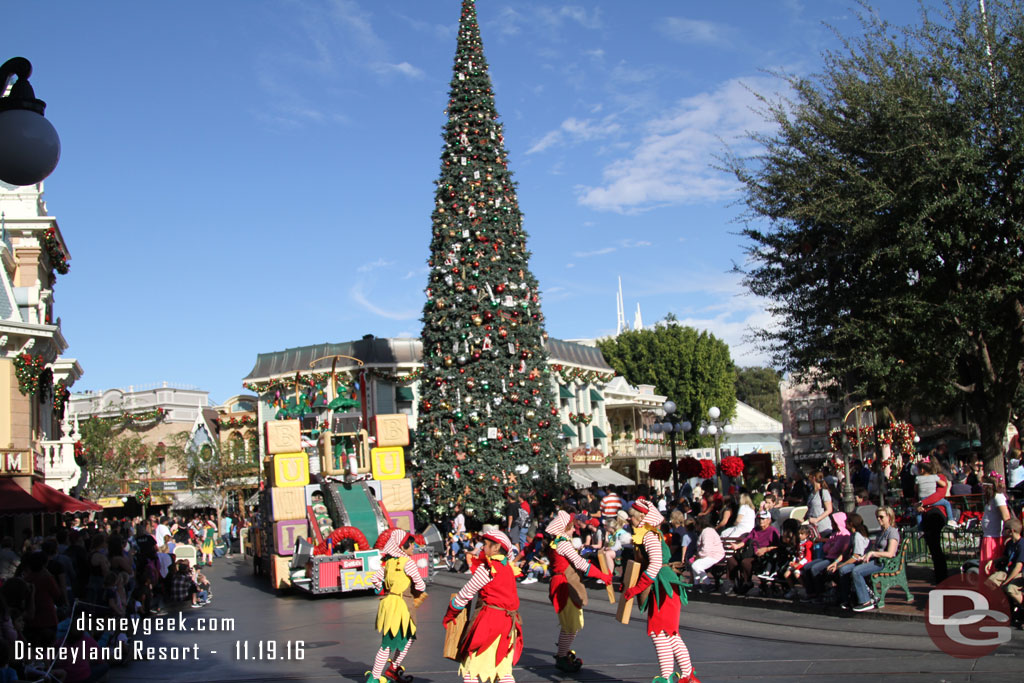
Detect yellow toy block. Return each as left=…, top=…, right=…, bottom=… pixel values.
left=271, top=554, right=293, bottom=589
left=269, top=487, right=306, bottom=521
left=270, top=452, right=309, bottom=488
left=371, top=446, right=406, bottom=480
left=266, top=420, right=302, bottom=454
left=374, top=414, right=410, bottom=447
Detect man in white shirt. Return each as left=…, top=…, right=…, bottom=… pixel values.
left=154, top=517, right=172, bottom=549
left=220, top=514, right=234, bottom=557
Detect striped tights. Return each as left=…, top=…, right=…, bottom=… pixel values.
left=556, top=629, right=576, bottom=657
left=391, top=639, right=413, bottom=667
left=370, top=646, right=390, bottom=677
left=652, top=633, right=692, bottom=677
left=462, top=676, right=514, bottom=682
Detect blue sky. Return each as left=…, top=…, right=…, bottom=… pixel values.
left=6, top=0, right=925, bottom=403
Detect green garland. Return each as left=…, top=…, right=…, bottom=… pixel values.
left=243, top=373, right=351, bottom=397
left=367, top=367, right=424, bottom=383
left=13, top=353, right=46, bottom=395
left=53, top=379, right=70, bottom=416
left=551, top=364, right=615, bottom=384
left=568, top=412, right=593, bottom=425
left=218, top=415, right=257, bottom=429
left=44, top=227, right=70, bottom=275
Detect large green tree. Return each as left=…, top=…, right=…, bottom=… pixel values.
left=726, top=0, right=1024, bottom=471
left=414, top=0, right=564, bottom=523
left=735, top=367, right=783, bottom=421
left=596, top=318, right=736, bottom=445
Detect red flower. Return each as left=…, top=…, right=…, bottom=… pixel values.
left=677, top=456, right=702, bottom=478
left=720, top=456, right=745, bottom=478
left=698, top=459, right=717, bottom=479
left=648, top=458, right=673, bottom=481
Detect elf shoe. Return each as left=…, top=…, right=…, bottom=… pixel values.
left=384, top=663, right=413, bottom=683
left=678, top=672, right=702, bottom=683
left=555, top=654, right=583, bottom=673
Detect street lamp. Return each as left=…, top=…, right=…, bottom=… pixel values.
left=0, top=58, right=61, bottom=186
left=137, top=464, right=150, bottom=521
left=699, top=406, right=733, bottom=493
left=841, top=399, right=872, bottom=513
left=651, top=400, right=691, bottom=499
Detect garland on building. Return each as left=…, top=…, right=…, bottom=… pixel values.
left=551, top=365, right=616, bottom=384
left=13, top=353, right=46, bottom=395
left=243, top=373, right=353, bottom=397
left=828, top=425, right=876, bottom=452
left=44, top=227, right=70, bottom=275
left=53, top=379, right=70, bottom=417
left=828, top=421, right=916, bottom=460
left=634, top=437, right=687, bottom=446
left=568, top=412, right=593, bottom=425
left=366, top=367, right=424, bottom=384
left=218, top=415, right=257, bottom=430
left=135, top=486, right=152, bottom=506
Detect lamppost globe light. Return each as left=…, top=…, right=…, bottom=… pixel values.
left=681, top=421, right=692, bottom=433
left=698, top=426, right=707, bottom=436
left=651, top=422, right=663, bottom=434
left=663, top=400, right=676, bottom=415
left=723, top=424, right=734, bottom=435
left=0, top=57, right=61, bottom=186
left=707, top=424, right=718, bottom=436
left=708, top=406, right=721, bottom=420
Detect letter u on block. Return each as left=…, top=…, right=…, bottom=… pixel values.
left=273, top=453, right=309, bottom=487
left=371, top=446, right=406, bottom=480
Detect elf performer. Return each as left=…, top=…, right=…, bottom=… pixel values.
left=442, top=530, right=523, bottom=683
left=543, top=510, right=613, bottom=673
left=623, top=500, right=701, bottom=683
left=366, top=529, right=427, bottom=683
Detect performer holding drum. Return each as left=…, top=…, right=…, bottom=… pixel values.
left=443, top=530, right=523, bottom=683
left=622, top=500, right=701, bottom=683
left=543, top=510, right=612, bottom=673
left=366, top=529, right=426, bottom=683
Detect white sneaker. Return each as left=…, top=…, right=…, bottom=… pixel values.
left=521, top=576, right=538, bottom=585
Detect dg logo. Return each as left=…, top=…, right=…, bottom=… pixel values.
left=926, top=574, right=1012, bottom=658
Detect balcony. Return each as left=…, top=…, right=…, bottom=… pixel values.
left=39, top=439, right=81, bottom=492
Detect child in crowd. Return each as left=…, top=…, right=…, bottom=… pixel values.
left=916, top=459, right=957, bottom=524
left=782, top=526, right=813, bottom=599
left=520, top=554, right=550, bottom=585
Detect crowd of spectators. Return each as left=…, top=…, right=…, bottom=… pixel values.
left=434, top=445, right=1024, bottom=626
left=0, top=511, right=231, bottom=682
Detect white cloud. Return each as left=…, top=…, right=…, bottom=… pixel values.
left=528, top=116, right=621, bottom=154
left=371, top=61, right=425, bottom=79
left=576, top=76, right=780, bottom=212
left=357, top=258, right=395, bottom=273
left=659, top=17, right=732, bottom=46
left=350, top=282, right=419, bottom=320
left=573, top=246, right=617, bottom=258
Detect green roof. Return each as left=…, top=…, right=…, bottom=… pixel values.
left=396, top=386, right=415, bottom=401
left=562, top=424, right=577, bottom=438
left=559, top=385, right=574, bottom=399
left=592, top=426, right=607, bottom=439
left=590, top=389, right=603, bottom=402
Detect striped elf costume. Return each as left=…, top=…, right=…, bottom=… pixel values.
left=544, top=510, right=612, bottom=673
left=366, top=529, right=426, bottom=683
left=443, top=530, right=523, bottom=683
left=622, top=500, right=701, bottom=683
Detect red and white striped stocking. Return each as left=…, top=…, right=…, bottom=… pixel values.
left=391, top=639, right=413, bottom=667
left=671, top=635, right=693, bottom=677
left=556, top=629, right=576, bottom=657
left=652, top=633, right=675, bottom=677
left=498, top=676, right=516, bottom=682
left=370, top=646, right=390, bottom=678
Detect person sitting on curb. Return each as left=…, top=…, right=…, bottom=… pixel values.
left=985, top=518, right=1024, bottom=629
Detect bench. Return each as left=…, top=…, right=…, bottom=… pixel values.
left=871, top=538, right=912, bottom=608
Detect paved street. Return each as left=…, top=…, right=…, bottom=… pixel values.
left=111, top=556, right=1024, bottom=682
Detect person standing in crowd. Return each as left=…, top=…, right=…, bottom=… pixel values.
left=1007, top=450, right=1024, bottom=491
left=981, top=473, right=1012, bottom=579
left=541, top=510, right=613, bottom=673
left=600, top=486, right=622, bottom=526
left=443, top=531, right=523, bottom=683
left=365, top=529, right=426, bottom=683
left=516, top=492, right=532, bottom=549
left=623, top=500, right=700, bottom=683
left=219, top=512, right=233, bottom=557
left=504, top=491, right=523, bottom=548
left=805, top=471, right=834, bottom=537
left=0, top=538, right=19, bottom=581
left=200, top=515, right=217, bottom=567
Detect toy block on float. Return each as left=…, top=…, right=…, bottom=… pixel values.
left=371, top=446, right=406, bottom=480
left=320, top=430, right=370, bottom=475
left=274, top=520, right=308, bottom=556
left=388, top=510, right=415, bottom=531
left=374, top=414, right=410, bottom=447
left=269, top=487, right=306, bottom=521
left=267, top=452, right=309, bottom=488
left=265, top=420, right=302, bottom=454
left=270, top=554, right=293, bottom=589
left=379, top=478, right=414, bottom=512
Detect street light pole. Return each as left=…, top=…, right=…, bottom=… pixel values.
left=842, top=400, right=872, bottom=513
left=652, top=401, right=691, bottom=500
left=701, top=406, right=733, bottom=493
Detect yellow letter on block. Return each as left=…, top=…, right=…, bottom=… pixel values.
left=371, top=446, right=406, bottom=480
left=374, top=414, right=410, bottom=447
left=272, top=452, right=309, bottom=488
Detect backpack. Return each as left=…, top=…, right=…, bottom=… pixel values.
left=516, top=506, right=530, bottom=528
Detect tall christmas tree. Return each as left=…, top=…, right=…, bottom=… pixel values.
left=414, top=0, right=565, bottom=523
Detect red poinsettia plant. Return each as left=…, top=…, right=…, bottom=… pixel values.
left=720, top=455, right=745, bottom=478
left=677, top=456, right=702, bottom=478
left=699, top=459, right=717, bottom=480
left=648, top=458, right=673, bottom=481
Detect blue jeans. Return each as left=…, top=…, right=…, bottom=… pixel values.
left=838, top=560, right=882, bottom=605
left=801, top=558, right=833, bottom=595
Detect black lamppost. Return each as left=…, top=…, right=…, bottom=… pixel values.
left=700, top=406, right=733, bottom=493
left=0, top=57, right=61, bottom=186
left=651, top=400, right=690, bottom=498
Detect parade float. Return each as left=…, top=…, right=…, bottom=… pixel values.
left=246, top=355, right=431, bottom=596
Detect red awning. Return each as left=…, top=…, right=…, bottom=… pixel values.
left=31, top=481, right=102, bottom=512
left=0, top=479, right=48, bottom=514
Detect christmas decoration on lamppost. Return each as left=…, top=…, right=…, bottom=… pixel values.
left=841, top=399, right=872, bottom=513
left=699, top=406, right=733, bottom=492
left=0, top=57, right=60, bottom=186
left=649, top=400, right=690, bottom=497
